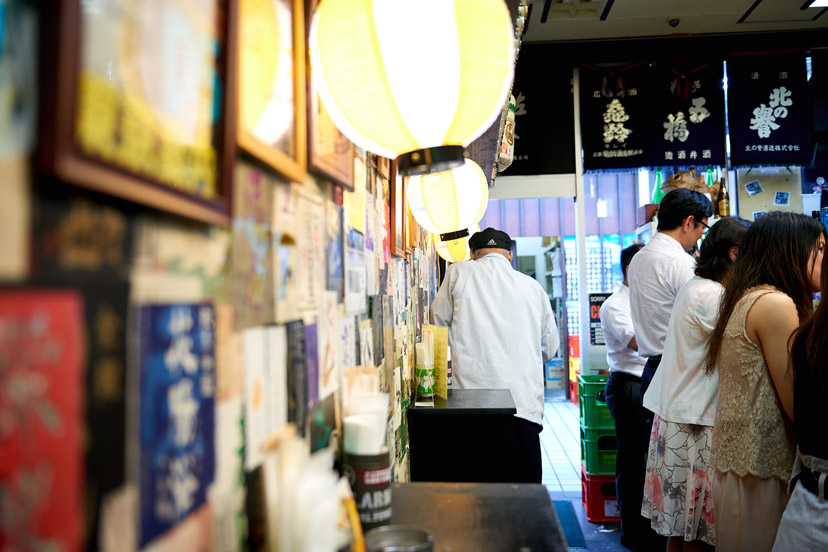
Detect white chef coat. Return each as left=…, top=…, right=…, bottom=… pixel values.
left=600, top=285, right=646, bottom=378
left=627, top=232, right=696, bottom=358
left=431, top=253, right=559, bottom=426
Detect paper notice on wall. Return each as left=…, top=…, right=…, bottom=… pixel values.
left=359, top=319, right=374, bottom=367
left=0, top=156, right=29, bottom=281
left=344, top=228, right=366, bottom=315
left=243, top=327, right=267, bottom=470
left=343, top=155, right=366, bottom=234
left=296, top=189, right=326, bottom=312
left=337, top=316, right=358, bottom=370
left=318, top=291, right=340, bottom=399
left=423, top=325, right=448, bottom=399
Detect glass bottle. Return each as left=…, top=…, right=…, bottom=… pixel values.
left=651, top=168, right=665, bottom=204
left=717, top=176, right=730, bottom=217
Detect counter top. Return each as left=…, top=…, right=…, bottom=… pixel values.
left=408, top=388, right=516, bottom=415
left=388, top=482, right=567, bottom=551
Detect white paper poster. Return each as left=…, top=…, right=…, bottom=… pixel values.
left=344, top=228, right=366, bottom=315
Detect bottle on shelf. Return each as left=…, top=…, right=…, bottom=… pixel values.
left=717, top=176, right=730, bottom=217
left=651, top=167, right=665, bottom=204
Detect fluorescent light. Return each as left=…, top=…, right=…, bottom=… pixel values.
left=808, top=0, right=828, bottom=7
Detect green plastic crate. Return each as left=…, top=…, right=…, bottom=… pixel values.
left=578, top=374, right=614, bottom=429
left=580, top=426, right=617, bottom=475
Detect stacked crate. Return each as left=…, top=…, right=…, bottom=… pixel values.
left=578, top=374, right=620, bottom=523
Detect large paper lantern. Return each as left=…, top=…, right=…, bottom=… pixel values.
left=407, top=158, right=488, bottom=235
left=309, top=0, right=515, bottom=175
left=434, top=224, right=480, bottom=263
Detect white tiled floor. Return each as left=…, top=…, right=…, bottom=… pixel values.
left=541, top=389, right=583, bottom=497
left=542, top=388, right=626, bottom=551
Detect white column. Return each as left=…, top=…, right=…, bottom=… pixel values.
left=572, top=68, right=592, bottom=375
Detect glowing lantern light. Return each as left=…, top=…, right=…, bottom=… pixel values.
left=309, top=0, right=515, bottom=175
left=434, top=224, right=480, bottom=263
left=407, top=158, right=488, bottom=235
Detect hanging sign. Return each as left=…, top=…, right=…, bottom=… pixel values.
left=502, top=46, right=575, bottom=176
left=727, top=53, right=811, bottom=166
left=588, top=293, right=612, bottom=346
left=644, top=63, right=726, bottom=167
left=580, top=63, right=650, bottom=171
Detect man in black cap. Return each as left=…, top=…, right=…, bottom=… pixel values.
left=432, top=227, right=559, bottom=483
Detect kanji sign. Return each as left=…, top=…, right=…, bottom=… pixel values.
left=727, top=53, right=811, bottom=166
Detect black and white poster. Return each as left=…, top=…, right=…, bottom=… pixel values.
left=727, top=53, right=811, bottom=166
left=644, top=63, right=726, bottom=167
left=580, top=63, right=651, bottom=171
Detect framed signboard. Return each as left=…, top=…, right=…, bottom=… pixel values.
left=39, top=0, right=235, bottom=226
left=236, top=0, right=307, bottom=183
left=390, top=161, right=406, bottom=257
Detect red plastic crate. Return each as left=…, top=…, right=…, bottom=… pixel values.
left=569, top=379, right=579, bottom=405
left=581, top=464, right=620, bottom=523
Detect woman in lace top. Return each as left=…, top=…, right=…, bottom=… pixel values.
left=641, top=216, right=751, bottom=552
left=703, top=212, right=825, bottom=552
left=773, top=227, right=827, bottom=551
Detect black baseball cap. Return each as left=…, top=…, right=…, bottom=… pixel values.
left=469, top=227, right=512, bottom=251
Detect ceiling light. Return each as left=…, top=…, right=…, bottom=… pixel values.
left=434, top=224, right=480, bottom=263
left=808, top=0, right=828, bottom=6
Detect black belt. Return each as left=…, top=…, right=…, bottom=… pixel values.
left=609, top=371, right=641, bottom=383
left=648, top=355, right=662, bottom=362
left=795, top=465, right=828, bottom=500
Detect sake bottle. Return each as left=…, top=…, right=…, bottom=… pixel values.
left=717, top=176, right=730, bottom=217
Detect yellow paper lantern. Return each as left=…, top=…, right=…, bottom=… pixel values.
left=407, top=158, right=488, bottom=235
left=309, top=0, right=515, bottom=175
left=434, top=224, right=480, bottom=263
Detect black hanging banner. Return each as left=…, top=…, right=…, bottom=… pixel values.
left=727, top=53, right=811, bottom=166
left=501, top=45, right=575, bottom=176
left=644, top=63, right=726, bottom=167
left=580, top=63, right=650, bottom=171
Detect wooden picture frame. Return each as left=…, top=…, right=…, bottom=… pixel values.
left=306, top=0, right=353, bottom=190
left=405, top=176, right=418, bottom=252
left=235, top=0, right=307, bottom=184
left=38, top=0, right=235, bottom=226
left=389, top=161, right=406, bottom=257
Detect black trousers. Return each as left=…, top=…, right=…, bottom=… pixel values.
left=513, top=417, right=543, bottom=483
left=606, top=370, right=666, bottom=551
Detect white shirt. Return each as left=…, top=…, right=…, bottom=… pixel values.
left=431, top=253, right=559, bottom=426
left=600, top=285, right=646, bottom=378
left=627, top=232, right=696, bottom=358
left=643, top=276, right=723, bottom=426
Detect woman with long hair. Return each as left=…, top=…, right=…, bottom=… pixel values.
left=705, top=212, right=826, bottom=551
left=641, top=217, right=751, bottom=552
left=772, top=223, right=827, bottom=550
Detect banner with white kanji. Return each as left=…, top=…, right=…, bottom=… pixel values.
left=138, top=303, right=216, bottom=546
left=580, top=63, right=651, bottom=171
left=644, top=63, right=726, bottom=167
left=727, top=53, right=811, bottom=166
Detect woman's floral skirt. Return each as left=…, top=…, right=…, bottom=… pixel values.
left=641, top=414, right=716, bottom=545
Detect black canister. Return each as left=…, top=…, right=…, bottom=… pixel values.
left=343, top=451, right=393, bottom=532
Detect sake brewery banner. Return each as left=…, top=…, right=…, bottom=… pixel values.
left=501, top=46, right=575, bottom=176
left=644, top=63, right=726, bottom=167
left=727, top=53, right=811, bottom=166
left=580, top=63, right=650, bottom=171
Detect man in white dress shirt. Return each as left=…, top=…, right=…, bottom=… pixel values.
left=601, top=244, right=652, bottom=550
left=432, top=227, right=559, bottom=483
left=627, top=188, right=713, bottom=403
left=625, top=188, right=712, bottom=550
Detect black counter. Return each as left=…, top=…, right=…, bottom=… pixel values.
left=408, top=389, right=518, bottom=483
left=389, top=482, right=567, bottom=551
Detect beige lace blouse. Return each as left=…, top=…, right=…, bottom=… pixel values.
left=710, top=285, right=797, bottom=482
